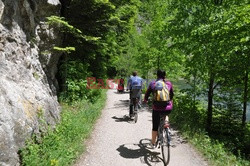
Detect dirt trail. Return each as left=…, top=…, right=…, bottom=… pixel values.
left=74, top=89, right=209, bottom=166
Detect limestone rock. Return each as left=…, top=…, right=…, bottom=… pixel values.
left=0, top=0, right=61, bottom=165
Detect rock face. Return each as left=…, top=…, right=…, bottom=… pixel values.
left=0, top=0, right=61, bottom=165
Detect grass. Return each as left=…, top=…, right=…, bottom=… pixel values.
left=20, top=90, right=107, bottom=166
left=171, top=104, right=250, bottom=166
left=179, top=129, right=250, bottom=166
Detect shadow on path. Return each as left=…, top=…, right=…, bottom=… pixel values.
left=117, top=138, right=165, bottom=166
left=167, top=125, right=188, bottom=146
left=108, top=99, right=130, bottom=109
left=114, top=92, right=126, bottom=94
left=112, top=115, right=133, bottom=123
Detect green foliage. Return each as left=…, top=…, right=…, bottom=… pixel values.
left=160, top=0, right=250, bottom=159
left=46, top=16, right=100, bottom=41
left=44, top=0, right=250, bottom=163
left=61, top=0, right=116, bottom=79
left=53, top=47, right=75, bottom=54
left=107, top=0, right=141, bottom=77
left=171, top=90, right=250, bottom=165
left=59, top=59, right=101, bottom=103
left=171, top=91, right=206, bottom=130
left=20, top=91, right=107, bottom=166
left=189, top=132, right=250, bottom=166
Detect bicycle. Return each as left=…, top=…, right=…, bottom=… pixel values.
left=129, top=89, right=141, bottom=123
left=129, top=97, right=139, bottom=123
left=155, top=113, right=171, bottom=166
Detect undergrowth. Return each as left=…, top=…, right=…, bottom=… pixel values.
left=20, top=90, right=107, bottom=166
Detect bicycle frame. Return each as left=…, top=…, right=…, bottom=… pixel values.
left=131, top=98, right=139, bottom=110
left=129, top=97, right=139, bottom=122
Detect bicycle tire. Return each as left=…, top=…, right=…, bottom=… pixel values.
left=161, top=129, right=170, bottom=165
left=134, top=111, right=138, bottom=123
left=129, top=104, right=133, bottom=117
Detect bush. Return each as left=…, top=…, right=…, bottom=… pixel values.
left=171, top=91, right=250, bottom=165
left=59, top=59, right=102, bottom=103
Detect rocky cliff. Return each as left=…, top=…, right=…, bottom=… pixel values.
left=0, top=0, right=61, bottom=165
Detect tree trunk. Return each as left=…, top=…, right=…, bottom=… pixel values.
left=242, top=70, right=248, bottom=127
left=207, top=73, right=214, bottom=133
left=192, top=72, right=197, bottom=109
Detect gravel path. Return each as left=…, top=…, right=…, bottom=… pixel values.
left=74, top=89, right=209, bottom=166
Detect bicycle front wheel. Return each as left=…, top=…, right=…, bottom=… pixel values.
left=161, top=129, right=170, bottom=165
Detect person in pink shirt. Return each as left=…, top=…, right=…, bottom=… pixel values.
left=144, top=70, right=174, bottom=146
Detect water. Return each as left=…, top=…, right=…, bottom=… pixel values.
left=247, top=104, right=250, bottom=121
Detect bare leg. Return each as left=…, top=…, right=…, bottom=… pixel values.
left=152, top=115, right=169, bottom=144
left=152, top=130, right=158, bottom=144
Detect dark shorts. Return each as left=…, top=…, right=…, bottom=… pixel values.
left=152, top=110, right=171, bottom=131
left=130, top=89, right=141, bottom=99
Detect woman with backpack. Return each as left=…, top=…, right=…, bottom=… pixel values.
left=144, top=69, right=174, bottom=147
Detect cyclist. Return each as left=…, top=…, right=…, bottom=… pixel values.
left=127, top=71, right=143, bottom=117
left=117, top=77, right=125, bottom=92
left=144, top=69, right=174, bottom=147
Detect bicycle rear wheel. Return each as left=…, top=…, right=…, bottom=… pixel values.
left=133, top=102, right=138, bottom=123
left=161, top=129, right=170, bottom=165
left=132, top=98, right=139, bottom=123
left=134, top=111, right=138, bottom=123
left=129, top=104, right=133, bottom=118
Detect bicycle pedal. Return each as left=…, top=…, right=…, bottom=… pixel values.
left=157, top=143, right=161, bottom=149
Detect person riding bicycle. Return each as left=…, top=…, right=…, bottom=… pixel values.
left=127, top=71, right=143, bottom=117
left=144, top=69, right=174, bottom=147
left=117, top=77, right=125, bottom=92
